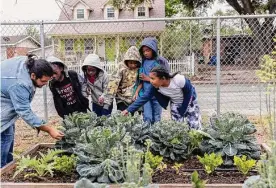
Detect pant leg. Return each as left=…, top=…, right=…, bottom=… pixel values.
left=170, top=103, right=184, bottom=122
left=143, top=101, right=153, bottom=124
left=92, top=103, right=103, bottom=116
left=152, top=99, right=162, bottom=124
left=185, top=100, right=202, bottom=130
left=1, top=124, right=15, bottom=167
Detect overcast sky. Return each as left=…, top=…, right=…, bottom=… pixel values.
left=0, top=0, right=229, bottom=21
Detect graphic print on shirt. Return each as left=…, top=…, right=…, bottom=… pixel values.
left=56, top=83, right=77, bottom=106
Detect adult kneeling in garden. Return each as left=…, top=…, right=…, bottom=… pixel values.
left=1, top=54, right=64, bottom=168
left=122, top=65, right=202, bottom=129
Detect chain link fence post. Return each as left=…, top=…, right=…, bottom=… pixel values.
left=39, top=21, right=48, bottom=121
left=216, top=17, right=221, bottom=116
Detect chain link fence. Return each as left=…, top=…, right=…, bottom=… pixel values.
left=1, top=15, right=276, bottom=120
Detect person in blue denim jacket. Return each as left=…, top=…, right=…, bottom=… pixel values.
left=133, top=37, right=170, bottom=125
left=123, top=66, right=202, bottom=129
left=1, top=54, right=64, bottom=167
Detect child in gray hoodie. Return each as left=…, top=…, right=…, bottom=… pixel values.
left=82, top=54, right=111, bottom=116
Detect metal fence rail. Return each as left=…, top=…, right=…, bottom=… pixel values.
left=1, top=15, right=276, bottom=120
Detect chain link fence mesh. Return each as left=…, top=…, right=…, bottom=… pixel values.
left=1, top=16, right=275, bottom=120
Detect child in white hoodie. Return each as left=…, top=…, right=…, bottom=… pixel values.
left=82, top=54, right=111, bottom=116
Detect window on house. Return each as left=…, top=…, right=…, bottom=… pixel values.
left=77, top=9, right=85, bottom=19
left=137, top=7, right=146, bottom=17
left=65, top=39, right=74, bottom=52
left=107, top=7, right=115, bottom=18
left=84, top=39, right=94, bottom=53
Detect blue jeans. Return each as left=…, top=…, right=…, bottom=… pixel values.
left=92, top=103, right=113, bottom=116
left=1, top=124, right=15, bottom=168
left=143, top=99, right=162, bottom=124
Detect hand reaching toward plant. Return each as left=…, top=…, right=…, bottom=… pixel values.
left=38, top=125, right=64, bottom=140
left=49, top=129, right=64, bottom=140
left=122, top=110, right=129, bottom=116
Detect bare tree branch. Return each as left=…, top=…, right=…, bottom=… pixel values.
left=225, top=0, right=244, bottom=14
left=268, top=0, right=276, bottom=14
left=240, top=0, right=255, bottom=14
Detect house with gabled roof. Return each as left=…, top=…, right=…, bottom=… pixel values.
left=1, top=35, right=40, bottom=60
left=48, top=0, right=165, bottom=65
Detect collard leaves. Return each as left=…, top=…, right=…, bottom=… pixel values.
left=200, top=112, right=261, bottom=166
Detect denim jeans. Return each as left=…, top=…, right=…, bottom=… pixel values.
left=142, top=99, right=162, bottom=124
left=1, top=124, right=15, bottom=168
left=92, top=103, right=113, bottom=116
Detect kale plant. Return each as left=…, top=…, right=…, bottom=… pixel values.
left=148, top=120, right=207, bottom=161
left=200, top=112, right=261, bottom=166
left=74, top=125, right=126, bottom=183
left=104, top=111, right=150, bottom=149
left=55, top=112, right=98, bottom=151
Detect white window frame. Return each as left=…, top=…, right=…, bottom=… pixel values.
left=64, top=39, right=74, bottom=53
left=76, top=9, right=85, bottom=19
left=137, top=6, right=146, bottom=17
left=84, top=39, right=94, bottom=54
left=107, top=7, right=115, bottom=18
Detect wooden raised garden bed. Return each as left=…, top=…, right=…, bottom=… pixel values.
left=1, top=143, right=271, bottom=188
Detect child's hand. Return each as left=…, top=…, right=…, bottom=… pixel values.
left=122, top=110, right=129, bottom=116
left=139, top=73, right=150, bottom=82
left=132, top=92, right=139, bottom=101
left=98, top=96, right=104, bottom=104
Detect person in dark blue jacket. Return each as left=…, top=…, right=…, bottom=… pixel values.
left=133, top=37, right=170, bottom=125
left=123, top=66, right=201, bottom=129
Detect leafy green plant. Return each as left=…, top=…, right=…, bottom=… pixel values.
left=74, top=125, right=126, bottom=183
left=149, top=120, right=210, bottom=161
left=156, top=162, right=167, bottom=172
left=74, top=178, right=109, bottom=188
left=243, top=142, right=276, bottom=188
left=197, top=153, right=223, bottom=174
left=200, top=112, right=261, bottom=166
left=188, top=130, right=208, bottom=154
left=110, top=135, right=153, bottom=186
left=13, top=149, right=64, bottom=178
left=191, top=170, right=206, bottom=188
left=144, top=139, right=163, bottom=169
left=234, top=155, right=256, bottom=175
left=256, top=42, right=276, bottom=140
left=172, top=162, right=183, bottom=174
left=53, top=154, right=76, bottom=174
left=149, top=120, right=204, bottom=161
left=56, top=112, right=98, bottom=151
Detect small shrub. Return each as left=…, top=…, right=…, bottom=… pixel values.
left=172, top=162, right=183, bottom=174
left=13, top=149, right=64, bottom=178
left=54, top=154, right=76, bottom=174
left=144, top=139, right=163, bottom=169
left=234, top=155, right=256, bottom=175
left=191, top=170, right=206, bottom=188
left=197, top=153, right=223, bottom=174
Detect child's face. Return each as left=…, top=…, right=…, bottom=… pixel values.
left=149, top=72, right=163, bottom=88
left=142, top=46, right=153, bottom=59
left=86, top=66, right=97, bottom=76
left=126, top=60, right=139, bottom=70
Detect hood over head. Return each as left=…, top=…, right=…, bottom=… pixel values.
left=123, top=46, right=141, bottom=67
left=81, top=54, right=105, bottom=73
left=139, top=37, right=159, bottom=59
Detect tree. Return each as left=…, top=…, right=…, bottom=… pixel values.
left=25, top=25, right=51, bottom=46
left=162, top=21, right=203, bottom=60
left=179, top=0, right=276, bottom=55
left=25, top=25, right=40, bottom=42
